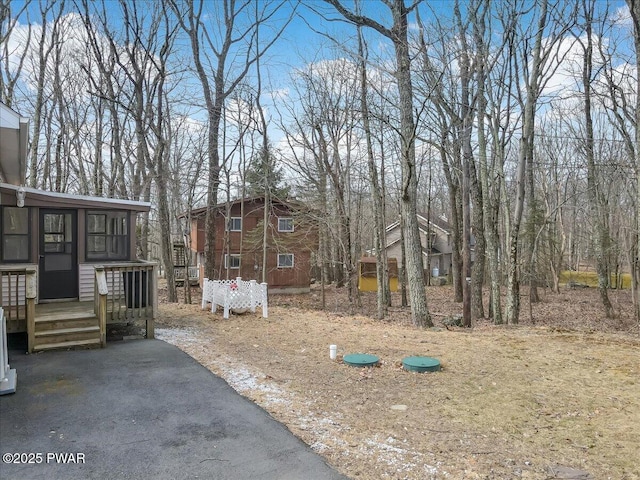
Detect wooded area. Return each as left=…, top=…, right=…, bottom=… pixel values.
left=1, top=0, right=639, bottom=325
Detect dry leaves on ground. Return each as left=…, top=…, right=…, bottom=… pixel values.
left=155, top=284, right=640, bottom=480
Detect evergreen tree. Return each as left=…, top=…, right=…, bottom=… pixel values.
left=244, top=146, right=290, bottom=200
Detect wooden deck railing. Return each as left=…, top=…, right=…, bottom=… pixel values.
left=174, top=266, right=199, bottom=286
left=94, top=262, right=157, bottom=339
left=0, top=266, right=36, bottom=350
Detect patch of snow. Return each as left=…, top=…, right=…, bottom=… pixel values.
left=216, top=363, right=291, bottom=407
left=310, top=441, right=329, bottom=453
left=155, top=327, right=201, bottom=345
left=361, top=435, right=447, bottom=479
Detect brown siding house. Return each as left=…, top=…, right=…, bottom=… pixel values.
left=182, top=197, right=316, bottom=293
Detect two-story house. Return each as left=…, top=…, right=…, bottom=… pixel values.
left=182, top=196, right=315, bottom=293
left=385, top=214, right=472, bottom=278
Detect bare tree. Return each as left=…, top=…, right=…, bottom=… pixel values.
left=626, top=0, right=640, bottom=322
left=357, top=24, right=390, bottom=319
left=277, top=56, right=363, bottom=307
left=577, top=0, right=614, bottom=316
left=0, top=0, right=32, bottom=106
left=324, top=0, right=432, bottom=327
left=27, top=0, right=65, bottom=188
left=505, top=0, right=575, bottom=324
left=169, top=0, right=290, bottom=281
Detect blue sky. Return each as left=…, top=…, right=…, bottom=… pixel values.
left=5, top=0, right=634, bottom=148
left=3, top=0, right=635, bottom=201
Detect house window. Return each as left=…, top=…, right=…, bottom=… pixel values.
left=86, top=211, right=128, bottom=260
left=227, top=217, right=242, bottom=232
left=278, top=217, right=294, bottom=232
left=277, top=253, right=294, bottom=268
left=224, top=254, right=241, bottom=269
left=1, top=207, right=30, bottom=262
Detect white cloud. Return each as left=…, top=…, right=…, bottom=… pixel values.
left=612, top=5, right=632, bottom=28
left=270, top=88, right=289, bottom=101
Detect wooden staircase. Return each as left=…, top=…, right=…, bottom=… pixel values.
left=33, top=303, right=101, bottom=352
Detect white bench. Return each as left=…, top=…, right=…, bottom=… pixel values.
left=202, top=277, right=268, bottom=319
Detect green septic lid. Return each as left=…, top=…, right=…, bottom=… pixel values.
left=343, top=353, right=380, bottom=367
left=402, top=356, right=441, bottom=373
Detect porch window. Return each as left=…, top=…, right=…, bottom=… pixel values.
left=86, top=211, right=129, bottom=260
left=277, top=253, right=294, bottom=268
left=278, top=217, right=294, bottom=232
left=227, top=217, right=242, bottom=232
left=224, top=254, right=241, bottom=269
left=1, top=207, right=30, bottom=262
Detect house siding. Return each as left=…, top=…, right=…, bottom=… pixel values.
left=188, top=198, right=315, bottom=291
left=79, top=263, right=95, bottom=301
left=386, top=225, right=402, bottom=247
left=385, top=216, right=457, bottom=276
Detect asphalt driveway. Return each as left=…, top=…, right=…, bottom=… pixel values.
left=0, top=339, right=348, bottom=480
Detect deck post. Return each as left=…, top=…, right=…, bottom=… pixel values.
left=147, top=264, right=157, bottom=339
left=95, top=267, right=108, bottom=347
left=25, top=268, right=37, bottom=353
left=261, top=282, right=268, bottom=318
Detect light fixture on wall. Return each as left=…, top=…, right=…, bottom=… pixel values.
left=16, top=186, right=26, bottom=208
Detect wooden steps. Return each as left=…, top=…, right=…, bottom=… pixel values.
left=33, top=338, right=102, bottom=351
left=33, top=308, right=101, bottom=352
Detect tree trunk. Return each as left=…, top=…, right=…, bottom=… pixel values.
left=393, top=4, right=431, bottom=327
left=582, top=1, right=613, bottom=317
left=440, top=140, right=463, bottom=302
left=506, top=0, right=549, bottom=324
left=626, top=0, right=640, bottom=323
left=400, top=210, right=408, bottom=307
left=475, top=5, right=502, bottom=323
left=358, top=25, right=388, bottom=319
left=324, top=0, right=431, bottom=326
left=470, top=158, right=486, bottom=320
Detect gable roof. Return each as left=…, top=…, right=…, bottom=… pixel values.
left=178, top=195, right=304, bottom=219
left=385, top=214, right=452, bottom=235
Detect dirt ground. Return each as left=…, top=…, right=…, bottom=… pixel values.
left=155, top=283, right=640, bottom=479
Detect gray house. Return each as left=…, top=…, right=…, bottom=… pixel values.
left=385, top=214, right=463, bottom=277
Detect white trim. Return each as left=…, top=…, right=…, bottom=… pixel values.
left=385, top=237, right=402, bottom=249
left=224, top=254, right=241, bottom=269
left=277, top=253, right=294, bottom=268
left=385, top=220, right=400, bottom=233
left=227, top=217, right=242, bottom=232
left=277, top=217, right=294, bottom=232
left=385, top=215, right=450, bottom=235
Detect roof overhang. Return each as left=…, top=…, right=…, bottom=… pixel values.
left=0, top=183, right=151, bottom=212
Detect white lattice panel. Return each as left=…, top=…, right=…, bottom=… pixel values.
left=201, top=277, right=268, bottom=319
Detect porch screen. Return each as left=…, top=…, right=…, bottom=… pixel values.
left=1, top=207, right=29, bottom=262
left=86, top=211, right=129, bottom=260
